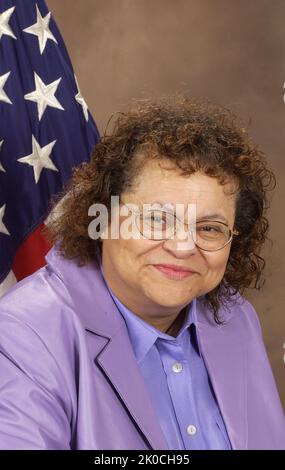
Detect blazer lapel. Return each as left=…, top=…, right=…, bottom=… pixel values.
left=95, top=327, right=170, bottom=450
left=195, top=297, right=248, bottom=450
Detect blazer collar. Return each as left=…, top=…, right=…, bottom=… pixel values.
left=45, top=245, right=247, bottom=450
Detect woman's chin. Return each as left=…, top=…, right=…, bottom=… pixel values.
left=146, top=290, right=193, bottom=310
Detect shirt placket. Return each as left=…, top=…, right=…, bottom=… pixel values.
left=156, top=336, right=204, bottom=450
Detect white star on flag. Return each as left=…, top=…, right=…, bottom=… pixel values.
left=0, top=71, right=12, bottom=104
left=75, top=75, right=89, bottom=122
left=0, top=6, right=16, bottom=41
left=23, top=4, right=57, bottom=54
left=0, top=140, right=5, bottom=172
left=0, top=204, right=10, bottom=236
left=17, top=135, right=58, bottom=184
left=24, top=72, right=64, bottom=121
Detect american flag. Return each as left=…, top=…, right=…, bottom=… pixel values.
left=0, top=0, right=99, bottom=296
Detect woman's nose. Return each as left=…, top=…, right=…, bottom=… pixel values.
left=162, top=228, right=198, bottom=256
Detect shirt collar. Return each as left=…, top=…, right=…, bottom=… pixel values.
left=100, top=262, right=199, bottom=363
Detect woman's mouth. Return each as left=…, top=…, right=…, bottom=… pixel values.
left=151, top=264, right=196, bottom=280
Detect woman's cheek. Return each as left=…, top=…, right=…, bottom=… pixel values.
left=201, top=252, right=230, bottom=284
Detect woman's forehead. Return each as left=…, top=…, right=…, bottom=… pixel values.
left=127, top=162, right=238, bottom=204
left=133, top=157, right=235, bottom=186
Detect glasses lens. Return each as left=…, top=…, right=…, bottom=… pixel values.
left=195, top=221, right=231, bottom=250
left=139, top=210, right=175, bottom=240
left=137, top=212, right=232, bottom=251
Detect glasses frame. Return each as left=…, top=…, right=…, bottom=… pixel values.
left=130, top=207, right=239, bottom=252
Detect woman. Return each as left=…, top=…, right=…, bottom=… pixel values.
left=0, top=96, right=284, bottom=450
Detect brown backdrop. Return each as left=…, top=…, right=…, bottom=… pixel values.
left=47, top=0, right=285, bottom=408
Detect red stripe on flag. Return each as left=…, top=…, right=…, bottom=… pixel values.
left=12, top=224, right=52, bottom=281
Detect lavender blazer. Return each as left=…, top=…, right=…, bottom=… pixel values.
left=0, top=245, right=284, bottom=450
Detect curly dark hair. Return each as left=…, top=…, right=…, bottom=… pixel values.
left=44, top=94, right=276, bottom=323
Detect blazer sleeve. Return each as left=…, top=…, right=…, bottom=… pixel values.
left=0, top=311, right=72, bottom=450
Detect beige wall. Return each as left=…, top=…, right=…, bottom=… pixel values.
left=47, top=0, right=285, bottom=407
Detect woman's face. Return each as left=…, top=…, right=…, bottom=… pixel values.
left=102, top=158, right=238, bottom=321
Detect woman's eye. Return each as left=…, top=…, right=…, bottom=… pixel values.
left=143, top=212, right=174, bottom=226
left=145, top=215, right=161, bottom=223
left=147, top=213, right=167, bottom=223
left=200, top=225, right=220, bottom=232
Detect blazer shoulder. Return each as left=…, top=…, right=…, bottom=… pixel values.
left=0, top=265, right=86, bottom=381
left=0, top=264, right=81, bottom=334
left=0, top=265, right=86, bottom=411
left=197, top=290, right=263, bottom=339
left=232, top=293, right=263, bottom=338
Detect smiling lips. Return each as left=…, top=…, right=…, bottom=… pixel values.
left=152, top=263, right=196, bottom=280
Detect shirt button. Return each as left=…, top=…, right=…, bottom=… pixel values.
left=172, top=362, right=183, bottom=373
left=187, top=425, right=197, bottom=436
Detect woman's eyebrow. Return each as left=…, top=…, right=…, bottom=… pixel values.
left=196, top=214, right=229, bottom=224
left=141, top=200, right=229, bottom=224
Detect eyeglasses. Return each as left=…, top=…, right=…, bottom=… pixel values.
left=129, top=208, right=239, bottom=252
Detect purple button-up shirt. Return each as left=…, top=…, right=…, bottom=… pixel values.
left=103, top=271, right=231, bottom=450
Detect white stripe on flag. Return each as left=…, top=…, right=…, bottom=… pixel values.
left=0, top=270, right=17, bottom=298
